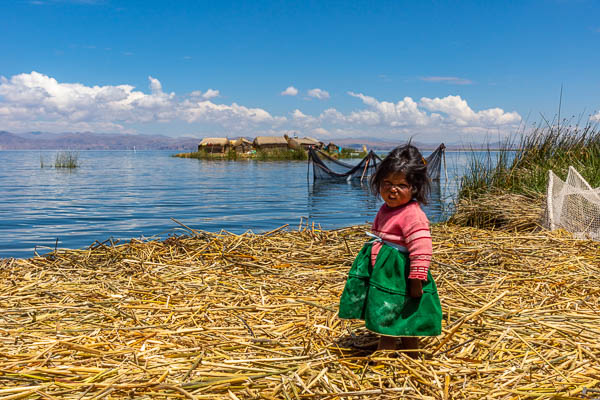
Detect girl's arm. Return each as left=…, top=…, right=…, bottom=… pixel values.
left=408, top=279, right=423, bottom=298
left=402, top=211, right=432, bottom=282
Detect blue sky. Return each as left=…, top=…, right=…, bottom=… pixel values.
left=1, top=0, right=599, bottom=142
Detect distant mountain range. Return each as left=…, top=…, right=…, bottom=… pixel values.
left=0, top=131, right=200, bottom=150
left=0, top=131, right=507, bottom=151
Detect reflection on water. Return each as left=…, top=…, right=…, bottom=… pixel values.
left=307, top=180, right=379, bottom=227
left=0, top=150, right=469, bottom=259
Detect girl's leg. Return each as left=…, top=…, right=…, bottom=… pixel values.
left=401, top=337, right=419, bottom=358
left=377, top=335, right=397, bottom=351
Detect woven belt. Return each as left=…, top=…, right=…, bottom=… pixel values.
left=366, top=232, right=408, bottom=254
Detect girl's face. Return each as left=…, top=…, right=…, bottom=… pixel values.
left=380, top=172, right=412, bottom=208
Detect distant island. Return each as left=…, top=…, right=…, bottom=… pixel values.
left=174, top=135, right=367, bottom=161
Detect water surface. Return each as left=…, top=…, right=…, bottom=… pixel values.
left=0, top=150, right=470, bottom=259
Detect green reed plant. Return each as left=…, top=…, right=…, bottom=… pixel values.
left=339, top=148, right=367, bottom=159
left=255, top=148, right=308, bottom=161
left=226, top=148, right=238, bottom=160
left=54, top=151, right=80, bottom=168
left=457, top=120, right=600, bottom=201
left=174, top=150, right=219, bottom=159
left=174, top=148, right=308, bottom=160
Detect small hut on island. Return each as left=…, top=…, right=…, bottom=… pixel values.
left=230, top=138, right=253, bottom=153
left=198, top=138, right=230, bottom=153
left=325, top=142, right=340, bottom=153
left=253, top=136, right=289, bottom=151
left=287, top=136, right=322, bottom=150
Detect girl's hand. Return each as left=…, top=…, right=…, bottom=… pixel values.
left=408, top=279, right=423, bottom=298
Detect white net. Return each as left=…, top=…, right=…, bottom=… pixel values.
left=545, top=166, right=600, bottom=241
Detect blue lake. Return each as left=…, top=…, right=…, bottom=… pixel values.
left=0, top=150, right=473, bottom=259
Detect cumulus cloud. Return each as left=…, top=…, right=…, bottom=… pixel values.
left=290, top=109, right=318, bottom=127
left=591, top=111, right=600, bottom=121
left=420, top=95, right=521, bottom=126
left=420, top=76, right=473, bottom=85
left=201, top=89, right=219, bottom=99
left=0, top=71, right=522, bottom=140
left=180, top=99, right=282, bottom=129
left=307, top=88, right=330, bottom=100
left=346, top=92, right=430, bottom=127
left=312, top=127, right=329, bottom=136
left=190, top=89, right=220, bottom=100
left=314, top=91, right=522, bottom=139
left=281, top=86, right=298, bottom=96
left=0, top=71, right=277, bottom=133
left=345, top=91, right=521, bottom=129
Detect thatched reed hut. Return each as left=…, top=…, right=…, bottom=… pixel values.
left=198, top=138, right=230, bottom=153
left=325, top=142, right=340, bottom=153
left=287, top=136, right=322, bottom=150
left=230, top=138, right=253, bottom=153
left=253, top=136, right=289, bottom=151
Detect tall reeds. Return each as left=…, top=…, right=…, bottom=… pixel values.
left=54, top=151, right=80, bottom=168
left=452, top=119, right=599, bottom=230
left=457, top=120, right=600, bottom=200
left=255, top=148, right=307, bottom=161
left=40, top=151, right=80, bottom=168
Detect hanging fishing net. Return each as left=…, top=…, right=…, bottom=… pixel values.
left=308, top=143, right=446, bottom=181
left=308, top=149, right=381, bottom=181
left=424, top=143, right=446, bottom=181
left=544, top=166, right=600, bottom=241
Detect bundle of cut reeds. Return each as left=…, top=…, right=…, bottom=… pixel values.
left=1, top=222, right=599, bottom=399
left=449, top=190, right=545, bottom=232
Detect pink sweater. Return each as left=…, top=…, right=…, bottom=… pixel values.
left=370, top=201, right=432, bottom=281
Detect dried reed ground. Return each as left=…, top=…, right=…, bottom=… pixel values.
left=1, top=222, right=599, bottom=399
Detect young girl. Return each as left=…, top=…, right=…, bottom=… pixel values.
left=339, top=144, right=442, bottom=353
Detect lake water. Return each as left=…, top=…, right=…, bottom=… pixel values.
left=0, top=150, right=473, bottom=259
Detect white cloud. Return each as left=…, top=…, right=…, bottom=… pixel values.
left=281, top=86, right=298, bottom=96
left=307, top=88, right=330, bottom=100
left=420, top=95, right=521, bottom=126
left=420, top=76, right=473, bottom=85
left=0, top=71, right=276, bottom=133
left=0, top=71, right=522, bottom=141
left=591, top=111, right=600, bottom=121
left=180, top=100, right=282, bottom=128
left=290, top=109, right=318, bottom=127
left=292, top=109, right=307, bottom=119
left=347, top=92, right=430, bottom=126
left=313, top=127, right=329, bottom=136
left=190, top=89, right=220, bottom=100
left=326, top=92, right=522, bottom=139
left=148, top=76, right=163, bottom=94
left=202, top=89, right=219, bottom=100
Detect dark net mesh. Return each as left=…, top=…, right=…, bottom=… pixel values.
left=425, top=143, right=446, bottom=181
left=309, top=144, right=446, bottom=181
left=309, top=149, right=381, bottom=181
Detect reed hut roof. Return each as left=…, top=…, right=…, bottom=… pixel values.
left=253, top=136, right=288, bottom=146
left=199, top=137, right=229, bottom=146
left=231, top=137, right=252, bottom=146
left=290, top=137, right=320, bottom=146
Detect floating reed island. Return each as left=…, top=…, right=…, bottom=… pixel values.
left=1, top=214, right=599, bottom=399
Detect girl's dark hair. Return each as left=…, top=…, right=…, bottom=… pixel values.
left=370, top=144, right=430, bottom=205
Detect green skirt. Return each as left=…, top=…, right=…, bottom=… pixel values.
left=338, top=242, right=442, bottom=337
